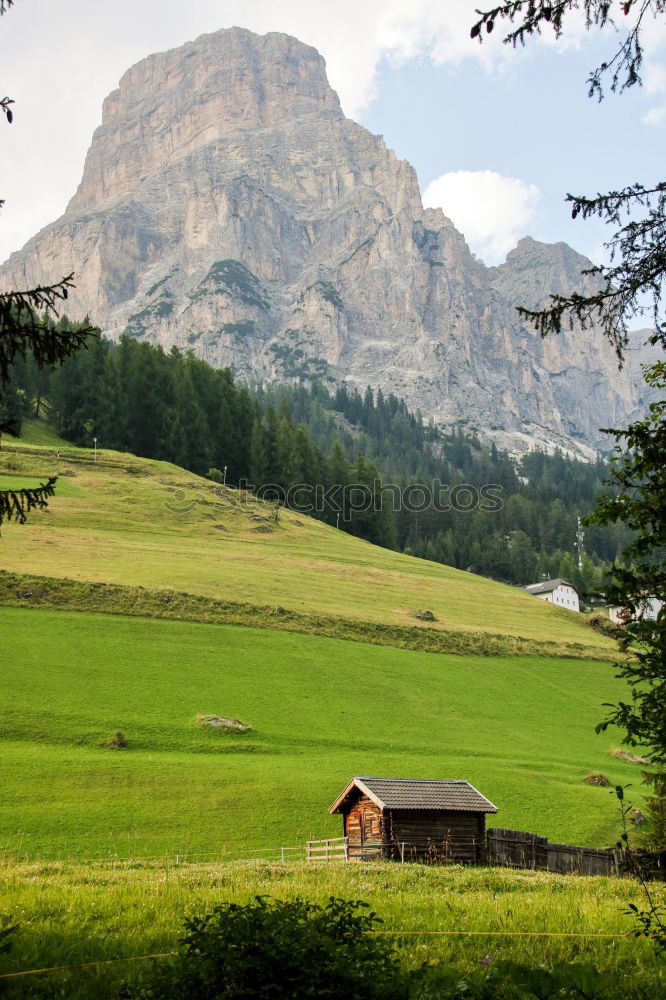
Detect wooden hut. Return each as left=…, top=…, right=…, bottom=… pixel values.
left=329, top=776, right=498, bottom=863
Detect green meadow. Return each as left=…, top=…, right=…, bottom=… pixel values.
left=0, top=434, right=614, bottom=654
left=0, top=605, right=638, bottom=859
left=2, top=426, right=659, bottom=998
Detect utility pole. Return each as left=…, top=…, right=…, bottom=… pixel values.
left=223, top=465, right=227, bottom=486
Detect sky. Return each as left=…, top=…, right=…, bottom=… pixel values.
left=1, top=0, right=664, bottom=267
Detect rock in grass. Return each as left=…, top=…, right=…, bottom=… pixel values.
left=584, top=772, right=611, bottom=787
left=610, top=747, right=648, bottom=765
left=196, top=715, right=251, bottom=732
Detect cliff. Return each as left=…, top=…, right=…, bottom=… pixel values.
left=0, top=27, right=639, bottom=456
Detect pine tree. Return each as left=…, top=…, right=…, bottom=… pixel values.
left=249, top=417, right=269, bottom=488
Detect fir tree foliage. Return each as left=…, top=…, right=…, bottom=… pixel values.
left=0, top=0, right=93, bottom=525
left=472, top=2, right=666, bottom=768
left=472, top=1, right=666, bottom=359
left=10, top=333, right=627, bottom=584
left=591, top=364, right=666, bottom=763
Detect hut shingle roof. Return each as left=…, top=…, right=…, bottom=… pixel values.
left=330, top=777, right=498, bottom=814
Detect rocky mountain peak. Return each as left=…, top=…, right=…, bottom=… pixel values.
left=0, top=28, right=642, bottom=457
left=491, top=237, right=601, bottom=310
left=69, top=28, right=343, bottom=214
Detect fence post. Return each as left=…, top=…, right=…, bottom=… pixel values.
left=400, top=842, right=405, bottom=864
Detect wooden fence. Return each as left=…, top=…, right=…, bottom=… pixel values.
left=305, top=828, right=630, bottom=877
left=487, top=827, right=618, bottom=876
left=306, top=836, right=348, bottom=861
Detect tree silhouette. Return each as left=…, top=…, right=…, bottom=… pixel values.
left=472, top=1, right=666, bottom=360
left=0, top=0, right=93, bottom=525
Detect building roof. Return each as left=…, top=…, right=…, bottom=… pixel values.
left=329, top=777, right=498, bottom=815
left=524, top=578, right=579, bottom=597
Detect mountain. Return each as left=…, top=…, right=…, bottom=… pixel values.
left=0, top=27, right=639, bottom=456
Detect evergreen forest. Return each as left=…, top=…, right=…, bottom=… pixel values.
left=3, top=320, right=629, bottom=596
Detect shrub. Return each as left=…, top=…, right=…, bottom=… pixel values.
left=121, top=896, right=408, bottom=1000
left=105, top=730, right=127, bottom=749
left=588, top=614, right=623, bottom=639
left=413, top=609, right=437, bottom=622
left=584, top=772, right=611, bottom=787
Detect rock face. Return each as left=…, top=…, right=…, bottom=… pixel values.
left=0, top=27, right=640, bottom=455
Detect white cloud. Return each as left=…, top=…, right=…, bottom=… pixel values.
left=642, top=13, right=666, bottom=94
left=642, top=105, right=666, bottom=126
left=422, top=170, right=542, bottom=264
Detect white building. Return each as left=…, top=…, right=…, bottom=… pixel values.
left=608, top=596, right=663, bottom=625
left=524, top=578, right=580, bottom=612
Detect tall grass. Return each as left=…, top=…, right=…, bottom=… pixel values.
left=0, top=860, right=662, bottom=999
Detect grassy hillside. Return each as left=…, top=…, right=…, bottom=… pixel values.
left=0, top=434, right=614, bottom=655
left=0, top=605, right=638, bottom=860
left=0, top=424, right=655, bottom=1000
left=1, top=861, right=663, bottom=1000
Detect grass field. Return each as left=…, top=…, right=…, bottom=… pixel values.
left=0, top=605, right=640, bottom=859
left=0, top=434, right=614, bottom=655
left=0, top=861, right=663, bottom=999
left=2, top=424, right=656, bottom=999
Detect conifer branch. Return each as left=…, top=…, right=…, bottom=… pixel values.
left=0, top=476, right=57, bottom=527
left=0, top=276, right=95, bottom=383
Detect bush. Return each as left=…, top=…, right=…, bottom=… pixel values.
left=588, top=614, right=623, bottom=639
left=105, top=730, right=127, bottom=749
left=584, top=772, right=611, bottom=787
left=121, top=896, right=408, bottom=1000
left=413, top=609, right=437, bottom=622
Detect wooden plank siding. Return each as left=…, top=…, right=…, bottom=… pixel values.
left=342, top=797, right=486, bottom=863
left=487, top=827, right=548, bottom=870
left=546, top=842, right=616, bottom=876
left=387, top=810, right=486, bottom=863
left=343, top=794, right=385, bottom=860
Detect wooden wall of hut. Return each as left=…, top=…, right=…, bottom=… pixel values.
left=342, top=797, right=486, bottom=863
left=343, top=794, right=385, bottom=859
left=386, top=810, right=486, bottom=863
